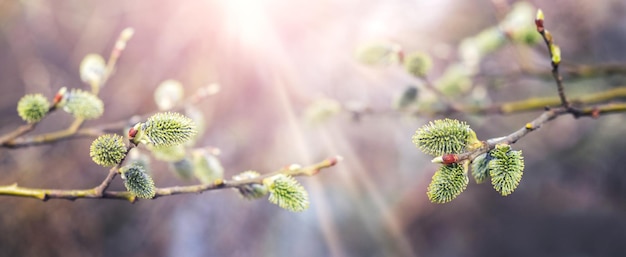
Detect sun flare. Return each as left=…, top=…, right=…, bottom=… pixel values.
left=218, top=0, right=274, bottom=48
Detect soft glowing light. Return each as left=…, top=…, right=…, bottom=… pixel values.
left=218, top=0, right=273, bottom=48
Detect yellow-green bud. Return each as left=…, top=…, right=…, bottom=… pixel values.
left=90, top=134, right=127, bottom=167
left=120, top=163, right=156, bottom=199
left=80, top=54, right=106, bottom=85
left=404, top=52, right=432, bottom=78
left=154, top=80, right=184, bottom=111
left=427, top=163, right=468, bottom=203
left=489, top=145, right=524, bottom=196
left=170, top=158, right=194, bottom=180
left=62, top=89, right=104, bottom=119
left=412, top=119, right=474, bottom=156
left=471, top=153, right=492, bottom=184
left=143, top=112, right=197, bottom=147
left=264, top=174, right=309, bottom=212
left=550, top=44, right=561, bottom=65
left=17, top=94, right=50, bottom=123
left=192, top=149, right=224, bottom=184
left=148, top=144, right=186, bottom=162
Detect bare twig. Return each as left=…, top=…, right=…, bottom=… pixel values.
left=455, top=102, right=626, bottom=163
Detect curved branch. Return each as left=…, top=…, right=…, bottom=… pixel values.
left=0, top=156, right=341, bottom=202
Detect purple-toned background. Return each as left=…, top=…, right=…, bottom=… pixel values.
left=1, top=1, right=626, bottom=256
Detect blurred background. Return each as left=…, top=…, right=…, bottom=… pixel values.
left=1, top=0, right=626, bottom=256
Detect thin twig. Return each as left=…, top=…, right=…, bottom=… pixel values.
left=455, top=102, right=626, bottom=163
left=535, top=9, right=571, bottom=110
left=550, top=61, right=570, bottom=108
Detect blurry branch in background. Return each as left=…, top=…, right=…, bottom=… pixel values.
left=481, top=1, right=626, bottom=81
left=0, top=28, right=341, bottom=212
left=345, top=5, right=626, bottom=204
left=341, top=2, right=626, bottom=120
left=305, top=0, right=626, bottom=123
left=405, top=86, right=626, bottom=116
left=476, top=63, right=626, bottom=81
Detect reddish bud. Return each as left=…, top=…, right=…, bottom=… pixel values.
left=53, top=93, right=62, bottom=105
left=327, top=155, right=343, bottom=166
left=591, top=108, right=601, bottom=119
left=535, top=9, right=545, bottom=33
left=128, top=127, right=138, bottom=138
left=442, top=154, right=458, bottom=165
left=535, top=19, right=544, bottom=33
left=52, top=87, right=67, bottom=106
left=397, top=50, right=405, bottom=64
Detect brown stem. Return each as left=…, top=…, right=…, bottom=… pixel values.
left=551, top=64, right=570, bottom=108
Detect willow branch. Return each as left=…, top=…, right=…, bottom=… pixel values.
left=0, top=156, right=341, bottom=202
left=551, top=63, right=569, bottom=108
left=455, top=102, right=626, bottom=163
